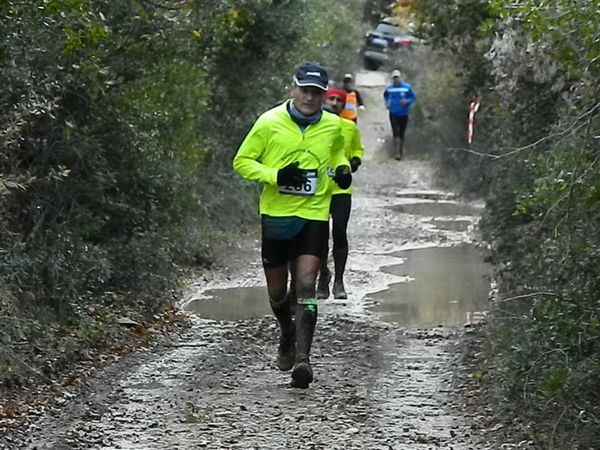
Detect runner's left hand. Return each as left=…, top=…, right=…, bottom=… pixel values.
left=333, top=165, right=352, bottom=189
left=350, top=157, right=361, bottom=173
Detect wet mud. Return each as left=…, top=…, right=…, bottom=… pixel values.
left=1, top=70, right=500, bottom=450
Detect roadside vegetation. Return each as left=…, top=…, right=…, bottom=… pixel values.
left=410, top=0, right=600, bottom=447
left=0, top=0, right=367, bottom=399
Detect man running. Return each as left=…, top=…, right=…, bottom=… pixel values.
left=340, top=73, right=365, bottom=123
left=384, top=69, right=416, bottom=160
left=232, top=63, right=352, bottom=389
left=316, top=88, right=364, bottom=300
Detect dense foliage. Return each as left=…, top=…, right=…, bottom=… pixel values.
left=412, top=0, right=600, bottom=447
left=0, top=0, right=366, bottom=386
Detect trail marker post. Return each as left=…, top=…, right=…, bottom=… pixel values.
left=467, top=96, right=482, bottom=144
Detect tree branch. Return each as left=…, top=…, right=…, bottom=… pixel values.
left=449, top=101, right=600, bottom=160
left=138, top=0, right=187, bottom=11
left=494, top=291, right=560, bottom=304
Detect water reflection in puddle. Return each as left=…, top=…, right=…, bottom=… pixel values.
left=368, top=245, right=491, bottom=327
left=186, top=286, right=270, bottom=321
left=394, top=190, right=456, bottom=201
left=389, top=202, right=482, bottom=217
left=429, top=219, right=472, bottom=232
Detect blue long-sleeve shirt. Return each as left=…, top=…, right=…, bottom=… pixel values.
left=383, top=81, right=416, bottom=117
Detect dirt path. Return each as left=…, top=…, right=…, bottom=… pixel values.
left=3, top=71, right=496, bottom=450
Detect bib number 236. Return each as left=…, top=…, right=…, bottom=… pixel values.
left=278, top=169, right=318, bottom=196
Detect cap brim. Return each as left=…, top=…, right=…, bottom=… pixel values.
left=294, top=76, right=327, bottom=90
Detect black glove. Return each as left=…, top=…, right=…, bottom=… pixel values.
left=277, top=161, right=305, bottom=188
left=350, top=156, right=362, bottom=173
left=333, top=165, right=352, bottom=189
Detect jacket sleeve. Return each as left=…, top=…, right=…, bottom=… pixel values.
left=355, top=89, right=364, bottom=106
left=330, top=127, right=350, bottom=169
left=406, top=85, right=416, bottom=105
left=383, top=86, right=390, bottom=107
left=351, top=126, right=364, bottom=160
left=232, top=117, right=278, bottom=186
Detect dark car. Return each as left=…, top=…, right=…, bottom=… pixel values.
left=362, top=21, right=412, bottom=70
left=369, top=21, right=413, bottom=49
left=362, top=32, right=391, bottom=70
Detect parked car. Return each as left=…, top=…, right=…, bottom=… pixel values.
left=362, top=20, right=413, bottom=70
left=362, top=32, right=391, bottom=70
left=368, top=21, right=413, bottom=50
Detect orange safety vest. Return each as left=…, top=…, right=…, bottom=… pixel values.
left=340, top=91, right=358, bottom=121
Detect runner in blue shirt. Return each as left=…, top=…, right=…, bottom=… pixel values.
left=383, top=69, right=416, bottom=160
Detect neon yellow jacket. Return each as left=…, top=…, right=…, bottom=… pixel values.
left=233, top=101, right=348, bottom=221
left=331, top=118, right=364, bottom=195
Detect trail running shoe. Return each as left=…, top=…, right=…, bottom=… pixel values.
left=276, top=330, right=295, bottom=371
left=332, top=280, right=347, bottom=299
left=290, top=359, right=313, bottom=389
left=316, top=270, right=331, bottom=299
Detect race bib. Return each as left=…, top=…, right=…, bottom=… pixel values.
left=278, top=169, right=318, bottom=196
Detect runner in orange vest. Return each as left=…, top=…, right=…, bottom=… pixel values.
left=340, top=74, right=365, bottom=123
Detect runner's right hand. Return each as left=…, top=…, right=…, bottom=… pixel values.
left=277, top=162, right=306, bottom=188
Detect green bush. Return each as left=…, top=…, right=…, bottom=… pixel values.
left=0, top=0, right=367, bottom=385
left=412, top=0, right=600, bottom=447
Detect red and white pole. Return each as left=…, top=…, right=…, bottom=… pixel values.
left=467, top=96, right=482, bottom=144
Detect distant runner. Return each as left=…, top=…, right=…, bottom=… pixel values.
left=232, top=63, right=352, bottom=389
left=317, top=88, right=364, bottom=300
left=384, top=69, right=416, bottom=160
left=340, top=73, right=365, bottom=123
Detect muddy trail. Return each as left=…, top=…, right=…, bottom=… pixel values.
left=3, top=71, right=496, bottom=449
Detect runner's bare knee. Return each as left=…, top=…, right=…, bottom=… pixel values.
left=294, top=255, right=320, bottom=298
left=265, top=265, right=288, bottom=304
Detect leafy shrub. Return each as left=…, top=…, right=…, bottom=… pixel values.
left=0, top=0, right=367, bottom=385
left=412, top=0, right=600, bottom=447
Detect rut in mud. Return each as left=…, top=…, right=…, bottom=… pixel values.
left=3, top=71, right=497, bottom=450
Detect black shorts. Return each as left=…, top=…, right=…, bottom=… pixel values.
left=389, top=114, right=409, bottom=138
left=261, top=217, right=328, bottom=269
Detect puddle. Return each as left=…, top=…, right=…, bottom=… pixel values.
left=185, top=286, right=271, bottom=321
left=368, top=245, right=491, bottom=327
left=389, top=201, right=482, bottom=217
left=429, top=219, right=472, bottom=232
left=395, top=190, right=457, bottom=201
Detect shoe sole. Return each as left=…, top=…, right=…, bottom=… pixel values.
left=291, top=362, right=313, bottom=389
